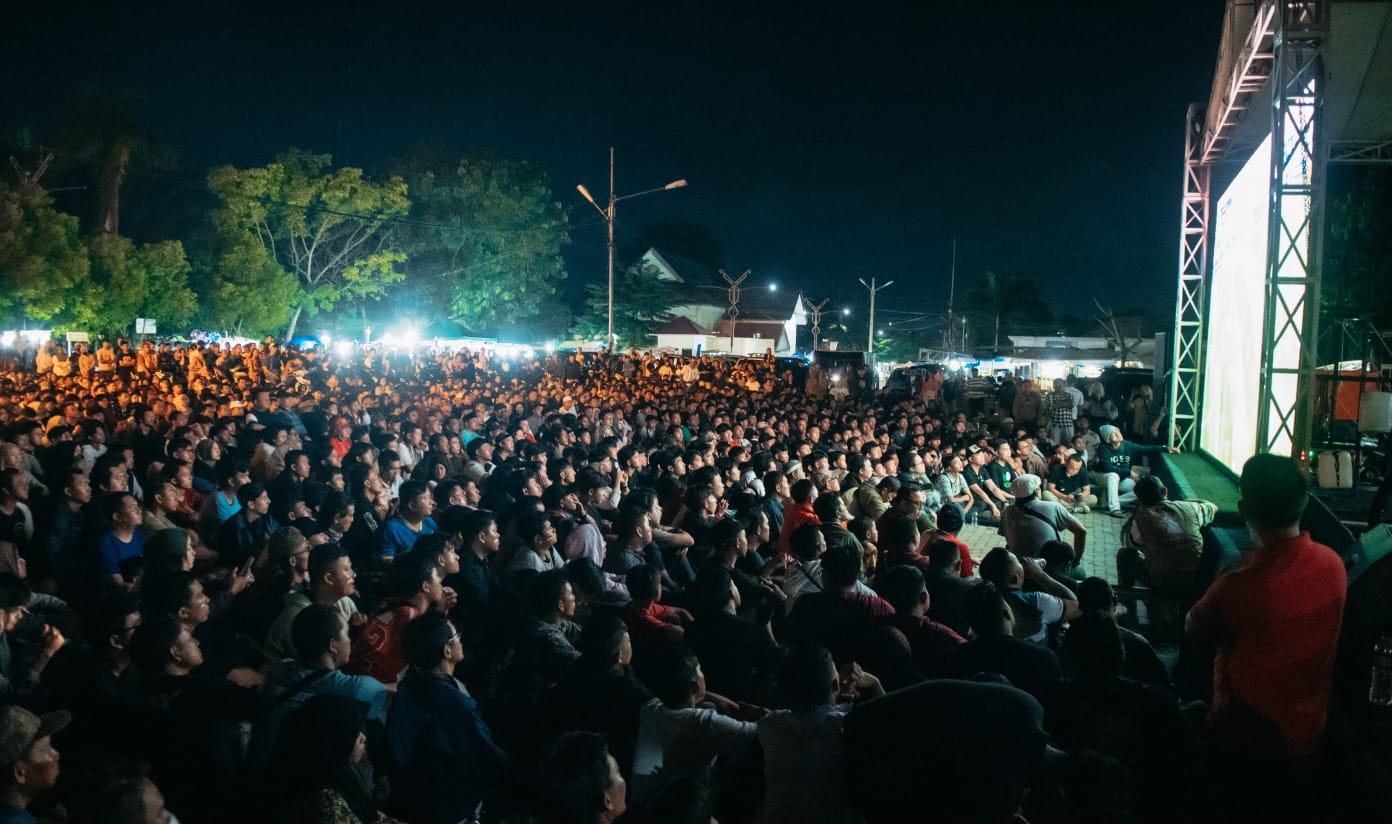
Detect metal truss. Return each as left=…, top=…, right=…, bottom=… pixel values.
left=1203, top=1, right=1279, bottom=164
left=1168, top=104, right=1211, bottom=451
left=1329, top=140, right=1392, bottom=164
left=1256, top=0, right=1327, bottom=458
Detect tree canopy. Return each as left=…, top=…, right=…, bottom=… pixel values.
left=68, top=234, right=196, bottom=336
left=0, top=183, right=90, bottom=324
left=208, top=150, right=409, bottom=339
left=570, top=262, right=678, bottom=348
left=393, top=154, right=569, bottom=335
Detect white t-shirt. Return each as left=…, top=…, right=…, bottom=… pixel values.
left=631, top=699, right=756, bottom=803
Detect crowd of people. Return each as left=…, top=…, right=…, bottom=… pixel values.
left=0, top=338, right=1362, bottom=823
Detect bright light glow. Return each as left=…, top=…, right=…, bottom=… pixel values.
left=1081, top=365, right=1104, bottom=379
left=768, top=283, right=777, bottom=292
left=1201, top=134, right=1273, bottom=474
left=401, top=328, right=420, bottom=347
left=335, top=340, right=354, bottom=357
left=665, top=179, right=688, bottom=190
left=831, top=374, right=840, bottom=383
left=842, top=309, right=850, bottom=316
left=948, top=359, right=962, bottom=371
left=544, top=342, right=555, bottom=353
left=576, top=184, right=597, bottom=205
left=1039, top=361, right=1069, bottom=380
left=318, top=333, right=333, bottom=348
left=0, top=332, right=14, bottom=345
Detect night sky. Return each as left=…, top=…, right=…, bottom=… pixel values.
left=5, top=1, right=1226, bottom=329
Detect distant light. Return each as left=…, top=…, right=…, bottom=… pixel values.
left=334, top=340, right=354, bottom=357
left=402, top=327, right=420, bottom=347
left=545, top=342, right=555, bottom=353
left=768, top=283, right=777, bottom=292
left=949, top=359, right=962, bottom=371
left=878, top=329, right=885, bottom=336
left=842, top=308, right=850, bottom=316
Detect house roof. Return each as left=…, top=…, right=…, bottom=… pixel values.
left=656, top=317, right=709, bottom=335
left=644, top=253, right=801, bottom=324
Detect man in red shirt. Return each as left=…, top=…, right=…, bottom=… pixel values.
left=776, top=478, right=821, bottom=556
left=1187, top=454, right=1345, bottom=770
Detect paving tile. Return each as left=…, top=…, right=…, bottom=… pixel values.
left=956, top=508, right=1129, bottom=584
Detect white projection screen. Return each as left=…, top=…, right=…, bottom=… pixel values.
left=1201, top=135, right=1272, bottom=475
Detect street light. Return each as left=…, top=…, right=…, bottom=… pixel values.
left=577, top=148, right=687, bottom=350
left=858, top=277, right=894, bottom=361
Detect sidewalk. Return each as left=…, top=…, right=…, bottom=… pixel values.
left=955, top=506, right=1125, bottom=584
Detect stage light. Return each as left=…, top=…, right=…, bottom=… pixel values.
left=769, top=283, right=778, bottom=292
left=334, top=340, right=354, bottom=357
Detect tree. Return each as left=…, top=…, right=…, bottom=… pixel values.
left=204, top=241, right=298, bottom=338
left=1092, top=299, right=1150, bottom=365
left=66, top=234, right=196, bottom=336
left=208, top=150, right=408, bottom=339
left=570, top=262, right=677, bottom=349
left=0, top=182, right=90, bottom=324
left=960, top=269, right=1052, bottom=352
left=392, top=154, right=569, bottom=333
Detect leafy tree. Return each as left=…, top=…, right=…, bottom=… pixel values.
left=960, top=269, right=1053, bottom=352
left=208, top=150, right=408, bottom=339
left=67, top=234, right=197, bottom=335
left=392, top=154, right=569, bottom=333
left=204, top=241, right=298, bottom=338
left=570, top=262, right=677, bottom=349
left=0, top=183, right=90, bottom=324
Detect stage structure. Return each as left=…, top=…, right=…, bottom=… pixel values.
left=1169, top=0, right=1392, bottom=474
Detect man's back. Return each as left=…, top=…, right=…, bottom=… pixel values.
left=1188, top=532, right=1346, bottom=756
left=999, top=498, right=1074, bottom=558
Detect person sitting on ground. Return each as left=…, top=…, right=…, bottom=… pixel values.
left=1045, top=453, right=1098, bottom=513
left=264, top=694, right=401, bottom=824
left=378, top=479, right=437, bottom=563
left=629, top=642, right=760, bottom=808
left=775, top=479, right=820, bottom=556
left=0, top=705, right=68, bottom=824
left=1075, top=577, right=1169, bottom=690
left=0, top=573, right=65, bottom=700
left=345, top=550, right=446, bottom=686
left=786, top=544, right=894, bottom=663
left=945, top=581, right=1062, bottom=709
left=920, top=501, right=975, bottom=577
left=1116, top=476, right=1217, bottom=599
left=531, top=731, right=628, bottom=824
left=962, top=446, right=1003, bottom=524
left=385, top=611, right=508, bottom=824
left=1050, top=610, right=1198, bottom=824
left=997, top=474, right=1086, bottom=568
left=922, top=535, right=974, bottom=636
left=545, top=616, right=653, bottom=777
left=622, top=564, right=690, bottom=655
left=875, top=565, right=965, bottom=678
left=977, top=547, right=1080, bottom=646
left=264, top=542, right=361, bottom=660
left=756, top=642, right=882, bottom=824
left=502, top=569, right=582, bottom=712
left=1092, top=424, right=1177, bottom=518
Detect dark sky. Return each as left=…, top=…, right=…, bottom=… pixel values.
left=5, top=1, right=1225, bottom=331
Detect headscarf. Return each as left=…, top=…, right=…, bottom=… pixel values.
left=265, top=694, right=376, bottom=823
left=1098, top=424, right=1120, bottom=442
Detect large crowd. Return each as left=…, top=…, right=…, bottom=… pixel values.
left=0, top=337, right=1360, bottom=823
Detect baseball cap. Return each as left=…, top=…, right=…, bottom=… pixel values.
left=1010, top=474, right=1042, bottom=498
left=0, top=706, right=69, bottom=766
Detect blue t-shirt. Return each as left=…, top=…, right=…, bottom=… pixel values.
left=98, top=529, right=147, bottom=576
left=380, top=516, right=437, bottom=558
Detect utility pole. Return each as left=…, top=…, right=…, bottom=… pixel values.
left=807, top=298, right=830, bottom=352
left=944, top=237, right=957, bottom=351
left=577, top=150, right=686, bottom=351
left=721, top=269, right=750, bottom=353
left=606, top=148, right=615, bottom=350
left=858, top=277, right=894, bottom=364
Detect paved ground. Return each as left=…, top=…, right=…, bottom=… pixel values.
left=956, top=506, right=1125, bottom=584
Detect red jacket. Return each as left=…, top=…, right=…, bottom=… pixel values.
left=777, top=501, right=821, bottom=556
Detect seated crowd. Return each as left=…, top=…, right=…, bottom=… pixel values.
left=0, top=340, right=1358, bottom=823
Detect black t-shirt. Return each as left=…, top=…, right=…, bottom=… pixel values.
left=0, top=507, right=28, bottom=553
left=962, top=465, right=990, bottom=494
left=1048, top=465, right=1089, bottom=495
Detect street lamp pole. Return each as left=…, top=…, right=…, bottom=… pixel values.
left=858, top=277, right=894, bottom=362
left=578, top=149, right=687, bottom=351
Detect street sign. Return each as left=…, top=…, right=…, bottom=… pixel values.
left=65, top=332, right=89, bottom=343
left=135, top=318, right=157, bottom=335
